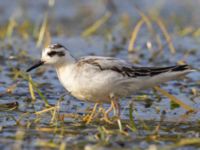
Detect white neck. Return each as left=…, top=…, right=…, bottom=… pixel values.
left=55, top=55, right=76, bottom=86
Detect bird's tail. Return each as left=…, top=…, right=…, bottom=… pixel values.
left=144, top=64, right=195, bottom=87
left=115, top=64, right=195, bottom=96
left=167, top=64, right=193, bottom=72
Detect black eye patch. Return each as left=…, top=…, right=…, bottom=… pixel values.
left=47, top=51, right=65, bottom=57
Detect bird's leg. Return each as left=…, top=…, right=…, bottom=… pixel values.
left=102, top=100, right=121, bottom=123
left=113, top=101, right=120, bottom=118
left=107, top=100, right=115, bottom=114
left=102, top=100, right=116, bottom=123
left=83, top=103, right=99, bottom=124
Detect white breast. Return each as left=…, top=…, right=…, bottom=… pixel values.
left=55, top=63, right=121, bottom=103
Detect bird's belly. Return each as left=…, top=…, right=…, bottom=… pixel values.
left=70, top=86, right=112, bottom=103
left=58, top=75, right=111, bottom=103
left=57, top=68, right=121, bottom=103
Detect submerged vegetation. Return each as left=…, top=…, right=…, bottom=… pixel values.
left=0, top=0, right=199, bottom=149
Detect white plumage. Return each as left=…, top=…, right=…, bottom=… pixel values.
left=27, top=43, right=194, bottom=104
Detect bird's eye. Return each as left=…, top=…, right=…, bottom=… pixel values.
left=48, top=51, right=57, bottom=57
left=47, top=51, right=65, bottom=57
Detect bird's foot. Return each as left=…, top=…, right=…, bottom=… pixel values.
left=101, top=110, right=113, bottom=124
left=82, top=103, right=99, bottom=124
left=82, top=114, right=91, bottom=124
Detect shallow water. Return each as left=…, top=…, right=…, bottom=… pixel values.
left=0, top=0, right=200, bottom=150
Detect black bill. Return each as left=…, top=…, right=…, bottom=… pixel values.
left=26, top=60, right=44, bottom=72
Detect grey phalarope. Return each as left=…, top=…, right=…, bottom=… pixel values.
left=27, top=43, right=194, bottom=123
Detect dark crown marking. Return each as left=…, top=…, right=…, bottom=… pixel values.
left=49, top=43, right=64, bottom=49
left=48, top=51, right=65, bottom=57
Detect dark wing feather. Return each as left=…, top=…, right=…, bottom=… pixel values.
left=77, top=56, right=190, bottom=77
left=130, top=65, right=191, bottom=77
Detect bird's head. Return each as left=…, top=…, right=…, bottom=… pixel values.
left=27, top=43, right=74, bottom=72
